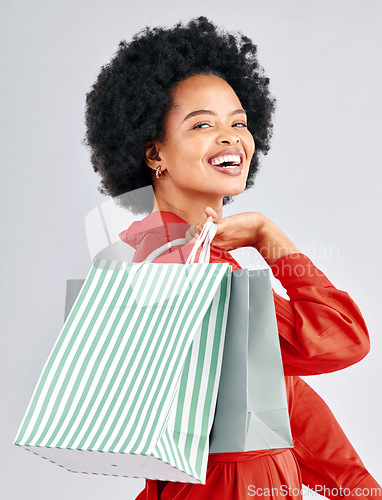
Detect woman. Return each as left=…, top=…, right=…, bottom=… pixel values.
left=84, top=17, right=380, bottom=499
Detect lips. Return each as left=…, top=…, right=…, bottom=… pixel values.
left=207, top=148, right=244, bottom=166
left=207, top=148, right=244, bottom=176
left=206, top=148, right=244, bottom=176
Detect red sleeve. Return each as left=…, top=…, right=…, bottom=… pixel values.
left=271, top=253, right=370, bottom=375
left=289, top=376, right=381, bottom=498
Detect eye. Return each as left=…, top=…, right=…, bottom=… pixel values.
left=193, top=122, right=211, bottom=129
left=233, top=122, right=247, bottom=128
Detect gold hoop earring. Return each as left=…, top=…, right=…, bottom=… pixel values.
left=155, top=166, right=162, bottom=179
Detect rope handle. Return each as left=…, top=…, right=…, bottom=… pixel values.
left=185, top=221, right=217, bottom=264
left=143, top=221, right=217, bottom=264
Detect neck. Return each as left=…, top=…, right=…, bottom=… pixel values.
left=152, top=190, right=223, bottom=226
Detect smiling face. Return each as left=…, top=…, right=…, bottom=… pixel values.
left=145, top=73, right=255, bottom=221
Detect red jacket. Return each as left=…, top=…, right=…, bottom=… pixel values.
left=120, top=211, right=380, bottom=499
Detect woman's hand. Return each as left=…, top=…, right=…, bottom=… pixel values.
left=186, top=207, right=300, bottom=267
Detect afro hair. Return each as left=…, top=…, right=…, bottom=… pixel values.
left=84, top=16, right=276, bottom=213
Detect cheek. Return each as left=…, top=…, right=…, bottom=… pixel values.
left=245, top=131, right=255, bottom=153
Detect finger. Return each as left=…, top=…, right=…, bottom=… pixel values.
left=205, top=206, right=219, bottom=222
left=195, top=215, right=214, bottom=235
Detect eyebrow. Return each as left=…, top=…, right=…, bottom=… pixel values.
left=182, top=108, right=247, bottom=122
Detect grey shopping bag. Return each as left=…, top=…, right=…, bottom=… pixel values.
left=209, top=268, right=293, bottom=453
left=64, top=279, right=85, bottom=321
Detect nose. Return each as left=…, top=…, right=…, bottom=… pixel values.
left=216, top=127, right=240, bottom=145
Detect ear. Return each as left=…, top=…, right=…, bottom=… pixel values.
left=144, top=141, right=166, bottom=173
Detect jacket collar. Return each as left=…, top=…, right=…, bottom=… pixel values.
left=119, top=210, right=241, bottom=270
left=119, top=211, right=190, bottom=249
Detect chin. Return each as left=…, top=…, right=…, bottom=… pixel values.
left=221, top=183, right=247, bottom=197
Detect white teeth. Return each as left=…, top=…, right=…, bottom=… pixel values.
left=210, top=154, right=241, bottom=166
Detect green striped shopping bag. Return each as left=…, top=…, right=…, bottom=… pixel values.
left=14, top=223, right=232, bottom=483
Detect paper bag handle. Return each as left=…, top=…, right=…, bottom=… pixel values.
left=185, top=222, right=217, bottom=265
left=143, top=221, right=217, bottom=265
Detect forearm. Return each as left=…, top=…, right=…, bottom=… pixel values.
left=253, top=214, right=301, bottom=267
left=272, top=253, right=370, bottom=375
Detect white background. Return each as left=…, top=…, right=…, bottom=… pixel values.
left=1, top=0, right=381, bottom=498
